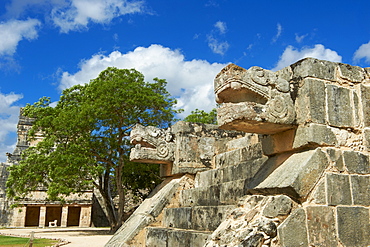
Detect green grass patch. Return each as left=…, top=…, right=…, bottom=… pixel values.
left=0, top=235, right=59, bottom=247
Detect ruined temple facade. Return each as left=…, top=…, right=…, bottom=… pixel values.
left=107, top=58, right=370, bottom=247
left=0, top=110, right=109, bottom=228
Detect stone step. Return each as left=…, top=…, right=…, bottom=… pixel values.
left=145, top=227, right=211, bottom=247
left=214, top=142, right=264, bottom=169
left=163, top=205, right=236, bottom=231
left=195, top=156, right=267, bottom=188
left=181, top=179, right=250, bottom=207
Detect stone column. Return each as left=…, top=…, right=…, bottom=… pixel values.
left=39, top=206, right=46, bottom=227
left=11, top=206, right=26, bottom=227
left=79, top=206, right=92, bottom=227
left=61, top=206, right=68, bottom=227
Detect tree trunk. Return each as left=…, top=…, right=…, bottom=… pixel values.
left=95, top=170, right=119, bottom=233
left=115, top=164, right=126, bottom=229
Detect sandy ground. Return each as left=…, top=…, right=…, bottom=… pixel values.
left=0, top=227, right=114, bottom=247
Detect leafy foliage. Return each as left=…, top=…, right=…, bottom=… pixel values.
left=183, top=108, right=217, bottom=124
left=7, top=67, right=180, bottom=231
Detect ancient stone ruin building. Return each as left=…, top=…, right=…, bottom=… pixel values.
left=106, top=58, right=370, bottom=247
left=0, top=110, right=108, bottom=228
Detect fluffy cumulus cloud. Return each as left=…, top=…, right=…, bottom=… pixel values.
left=4, top=0, right=144, bottom=33
left=0, top=18, right=41, bottom=56
left=273, top=44, right=342, bottom=71
left=353, top=41, right=370, bottom=64
left=51, top=0, right=145, bottom=33
left=0, top=92, right=23, bottom=162
left=59, top=44, right=227, bottom=116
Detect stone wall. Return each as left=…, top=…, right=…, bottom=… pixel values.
left=106, top=58, right=370, bottom=247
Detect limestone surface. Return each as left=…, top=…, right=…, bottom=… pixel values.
left=107, top=58, right=370, bottom=247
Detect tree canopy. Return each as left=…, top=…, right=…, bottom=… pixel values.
left=6, top=67, right=180, bottom=232
left=183, top=108, right=217, bottom=124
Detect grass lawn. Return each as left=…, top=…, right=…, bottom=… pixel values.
left=0, top=235, right=59, bottom=247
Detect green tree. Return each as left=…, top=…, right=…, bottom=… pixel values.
left=6, top=67, right=180, bottom=232
left=183, top=108, right=217, bottom=124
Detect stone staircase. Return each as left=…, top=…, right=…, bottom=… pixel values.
left=106, top=134, right=268, bottom=247
left=139, top=138, right=267, bottom=247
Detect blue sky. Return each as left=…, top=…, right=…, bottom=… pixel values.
left=1, top=0, right=370, bottom=162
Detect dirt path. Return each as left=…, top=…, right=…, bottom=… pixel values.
left=0, top=227, right=113, bottom=247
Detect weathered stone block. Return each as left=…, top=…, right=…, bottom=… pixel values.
left=352, top=90, right=361, bottom=128
left=260, top=129, right=295, bottom=155
left=277, top=208, right=308, bottom=246
left=195, top=169, right=223, bottom=188
left=221, top=157, right=267, bottom=183
left=363, top=128, right=370, bottom=149
left=295, top=78, right=326, bottom=125
left=174, top=135, right=214, bottom=173
left=326, top=173, right=352, bottom=206
left=163, top=207, right=192, bottom=229
left=338, top=63, right=365, bottom=83
left=291, top=57, right=337, bottom=81
left=262, top=195, right=293, bottom=218
left=351, top=175, right=370, bottom=206
left=251, top=148, right=329, bottom=201
left=220, top=179, right=246, bottom=204
left=337, top=206, right=370, bottom=247
left=306, top=206, right=337, bottom=247
left=145, top=227, right=168, bottom=247
left=292, top=123, right=337, bottom=149
left=343, top=150, right=370, bottom=174
left=361, top=84, right=370, bottom=127
left=310, top=178, right=326, bottom=204
left=192, top=205, right=235, bottom=231
left=167, top=229, right=191, bottom=247
left=214, top=148, right=242, bottom=168
left=197, top=185, right=221, bottom=206
left=167, top=229, right=210, bottom=247
left=326, top=148, right=345, bottom=172
left=191, top=231, right=211, bottom=247
left=215, top=143, right=263, bottom=169
left=226, top=134, right=257, bottom=151
left=326, top=84, right=354, bottom=128
left=179, top=188, right=198, bottom=207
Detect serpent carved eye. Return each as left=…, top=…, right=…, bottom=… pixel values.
left=269, top=95, right=288, bottom=118
left=250, top=67, right=268, bottom=86
left=275, top=78, right=290, bottom=93
left=157, top=143, right=170, bottom=158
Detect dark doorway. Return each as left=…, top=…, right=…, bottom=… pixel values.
left=67, top=207, right=81, bottom=226
left=25, top=206, right=40, bottom=227
left=45, top=206, right=62, bottom=226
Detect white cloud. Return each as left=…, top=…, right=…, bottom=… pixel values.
left=272, top=23, right=282, bottom=43
left=0, top=92, right=23, bottom=163
left=295, top=33, right=307, bottom=43
left=207, top=35, right=229, bottom=56
left=4, top=0, right=143, bottom=33
left=59, top=44, right=227, bottom=116
left=214, top=21, right=227, bottom=34
left=0, top=18, right=41, bottom=56
left=51, top=0, right=144, bottom=33
left=273, top=44, right=342, bottom=71
left=4, top=0, right=62, bottom=18
left=353, top=41, right=370, bottom=64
